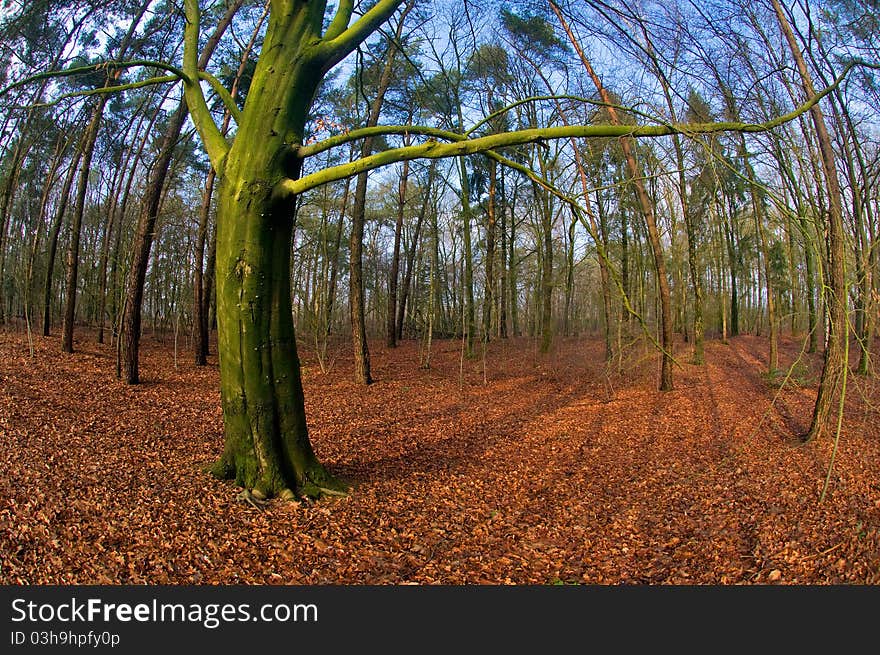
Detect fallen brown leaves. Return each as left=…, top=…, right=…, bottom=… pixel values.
left=1, top=328, right=878, bottom=585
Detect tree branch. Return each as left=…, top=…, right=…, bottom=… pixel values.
left=0, top=60, right=188, bottom=99
left=28, top=75, right=180, bottom=109
left=314, top=0, right=406, bottom=74
left=198, top=71, right=242, bottom=126
left=323, top=0, right=354, bottom=41
left=298, top=124, right=461, bottom=158
left=183, top=0, right=230, bottom=172
left=279, top=58, right=871, bottom=198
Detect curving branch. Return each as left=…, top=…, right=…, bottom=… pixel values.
left=26, top=75, right=180, bottom=109
left=0, top=60, right=189, bottom=99
left=198, top=71, right=242, bottom=126
left=298, top=124, right=461, bottom=158
left=463, top=94, right=660, bottom=137
left=297, top=94, right=661, bottom=159
left=313, top=0, right=406, bottom=74
left=278, top=58, right=869, bottom=199
left=323, top=0, right=354, bottom=41
left=182, top=0, right=230, bottom=172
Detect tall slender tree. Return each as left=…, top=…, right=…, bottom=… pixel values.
left=770, top=0, right=848, bottom=442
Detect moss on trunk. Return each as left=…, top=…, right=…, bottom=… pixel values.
left=210, top=171, right=345, bottom=498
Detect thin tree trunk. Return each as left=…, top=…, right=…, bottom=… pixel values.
left=387, top=158, right=409, bottom=347
left=595, top=189, right=615, bottom=361
left=563, top=215, right=575, bottom=337
left=326, top=176, right=350, bottom=337
left=122, top=2, right=240, bottom=383
left=348, top=3, right=413, bottom=382
left=62, top=99, right=105, bottom=352
left=122, top=104, right=188, bottom=380
left=349, top=166, right=374, bottom=383
left=771, top=0, right=848, bottom=442
left=398, top=161, right=434, bottom=340
left=741, top=139, right=778, bottom=373
left=551, top=2, right=673, bottom=386
left=509, top=195, right=518, bottom=337
left=457, top=156, right=476, bottom=355
left=26, top=136, right=66, bottom=323
left=96, top=160, right=128, bottom=345
left=537, top=184, right=554, bottom=354
left=203, top=210, right=218, bottom=341
left=498, top=168, right=508, bottom=339
left=193, top=167, right=216, bottom=364
left=0, top=138, right=29, bottom=324
left=482, top=158, right=498, bottom=343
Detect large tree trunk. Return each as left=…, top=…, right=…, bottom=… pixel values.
left=202, top=7, right=353, bottom=498
left=211, top=172, right=338, bottom=497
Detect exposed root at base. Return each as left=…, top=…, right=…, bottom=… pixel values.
left=316, top=486, right=348, bottom=497
left=297, top=469, right=351, bottom=500
left=235, top=489, right=269, bottom=511
left=297, top=481, right=349, bottom=500
left=233, top=483, right=346, bottom=508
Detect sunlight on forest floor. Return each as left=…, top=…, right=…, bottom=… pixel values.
left=1, top=327, right=878, bottom=584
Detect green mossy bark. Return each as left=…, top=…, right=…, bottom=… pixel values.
left=206, top=8, right=347, bottom=500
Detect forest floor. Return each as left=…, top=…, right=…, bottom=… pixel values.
left=1, top=326, right=879, bottom=585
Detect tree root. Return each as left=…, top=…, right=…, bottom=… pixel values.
left=235, top=489, right=269, bottom=511
left=234, top=484, right=346, bottom=508
left=298, top=475, right=350, bottom=500
left=316, top=485, right=348, bottom=497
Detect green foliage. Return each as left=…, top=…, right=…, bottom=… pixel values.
left=686, top=88, right=713, bottom=123
left=500, top=8, right=569, bottom=58
left=466, top=43, right=511, bottom=91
